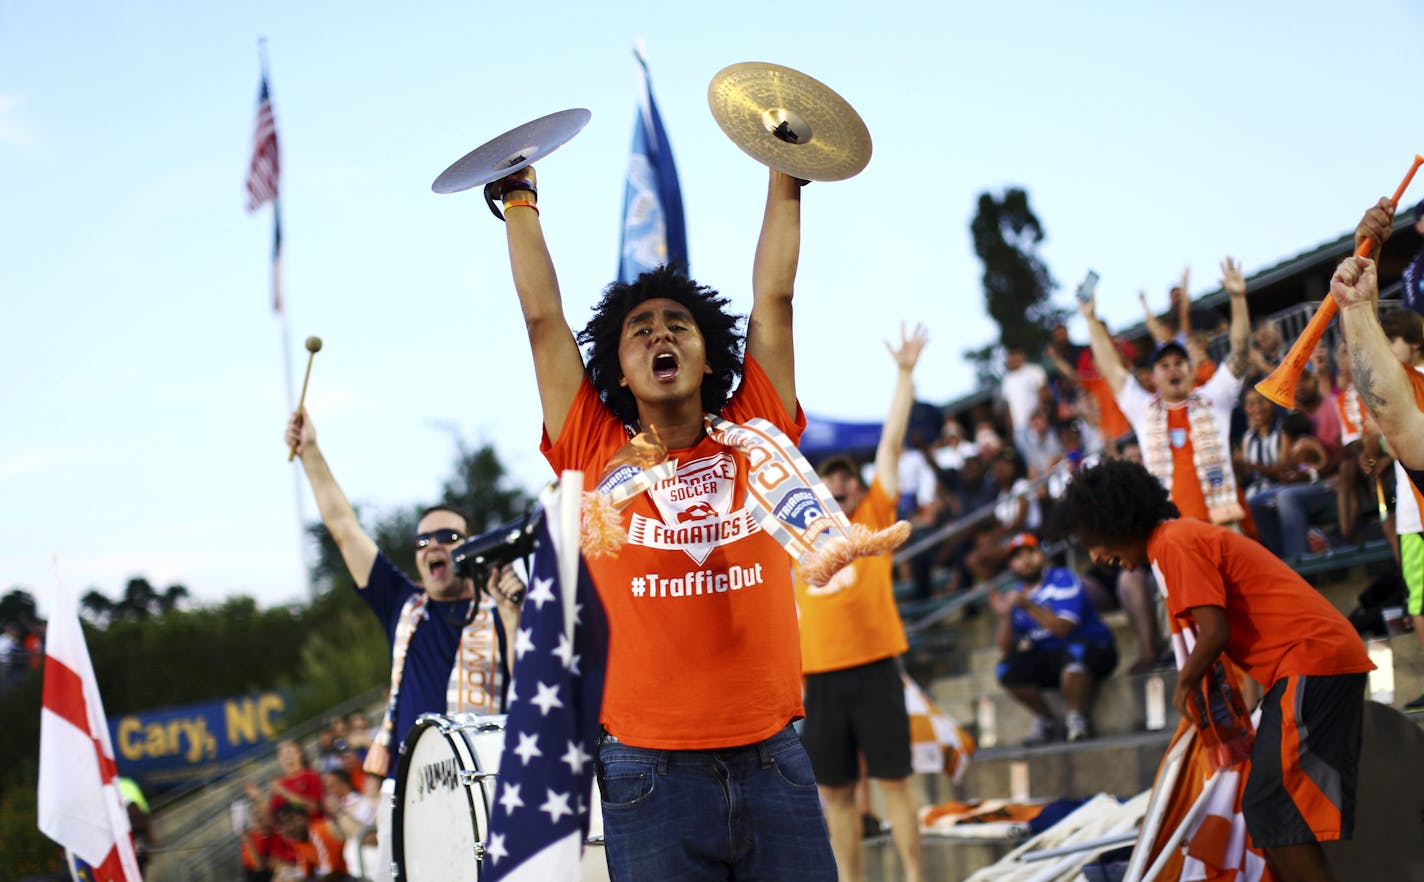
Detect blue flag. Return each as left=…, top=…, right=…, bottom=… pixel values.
left=617, top=45, right=688, bottom=283
left=483, top=476, right=608, bottom=881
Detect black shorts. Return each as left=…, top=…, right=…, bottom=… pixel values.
left=1084, top=563, right=1125, bottom=610
left=801, top=657, right=912, bottom=787
left=996, top=643, right=1118, bottom=688
left=1244, top=673, right=1367, bottom=848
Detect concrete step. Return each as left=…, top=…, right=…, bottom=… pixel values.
left=857, top=734, right=1173, bottom=882
left=929, top=668, right=1181, bottom=749
left=862, top=832, right=1016, bottom=882
left=956, top=729, right=1175, bottom=804
left=1367, top=632, right=1424, bottom=711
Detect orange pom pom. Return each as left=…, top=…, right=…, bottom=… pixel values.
left=801, top=521, right=912, bottom=593
left=580, top=491, right=628, bottom=558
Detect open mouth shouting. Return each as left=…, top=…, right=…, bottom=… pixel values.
left=652, top=351, right=679, bottom=382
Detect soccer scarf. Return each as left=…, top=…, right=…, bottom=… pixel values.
left=363, top=593, right=501, bottom=777
left=1141, top=394, right=1245, bottom=526
left=579, top=416, right=910, bottom=591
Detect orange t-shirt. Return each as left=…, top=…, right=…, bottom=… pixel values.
left=1083, top=376, right=1132, bottom=443
left=1163, top=407, right=1257, bottom=537
left=1192, top=359, right=1217, bottom=387
left=1148, top=518, right=1373, bottom=687
left=1077, top=345, right=1135, bottom=442
left=1165, top=407, right=1208, bottom=520
left=290, top=818, right=346, bottom=877
left=794, top=479, right=908, bottom=674
left=542, top=357, right=806, bottom=749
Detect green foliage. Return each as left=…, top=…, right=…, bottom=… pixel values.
left=440, top=440, right=534, bottom=533
left=0, top=765, right=60, bottom=878
left=0, top=436, right=529, bottom=870
left=967, top=187, right=1067, bottom=378
left=81, top=577, right=190, bottom=628
left=86, top=598, right=309, bottom=710
left=0, top=673, right=49, bottom=875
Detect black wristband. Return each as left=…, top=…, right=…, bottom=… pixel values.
left=482, top=178, right=539, bottom=222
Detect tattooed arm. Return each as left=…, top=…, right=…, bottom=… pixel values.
left=1219, top=257, right=1251, bottom=380
left=1335, top=256, right=1424, bottom=468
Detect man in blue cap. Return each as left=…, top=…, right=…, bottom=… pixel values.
left=1079, top=259, right=1254, bottom=531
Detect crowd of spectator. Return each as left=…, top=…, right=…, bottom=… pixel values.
left=0, top=614, right=45, bottom=694
left=890, top=261, right=1424, bottom=744
left=239, top=713, right=381, bottom=882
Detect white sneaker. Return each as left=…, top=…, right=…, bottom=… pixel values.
left=1065, top=712, right=1092, bottom=743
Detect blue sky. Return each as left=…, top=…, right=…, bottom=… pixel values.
left=4, top=0, right=1422, bottom=612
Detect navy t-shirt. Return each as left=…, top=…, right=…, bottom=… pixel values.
left=1009, top=566, right=1115, bottom=651
left=361, top=553, right=492, bottom=761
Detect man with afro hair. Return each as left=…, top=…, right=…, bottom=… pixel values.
left=1060, top=459, right=1373, bottom=882
left=487, top=165, right=835, bottom=880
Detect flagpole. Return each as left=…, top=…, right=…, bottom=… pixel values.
left=257, top=38, right=315, bottom=601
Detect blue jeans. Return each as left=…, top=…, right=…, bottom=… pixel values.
left=595, top=725, right=836, bottom=881
left=1248, top=482, right=1335, bottom=560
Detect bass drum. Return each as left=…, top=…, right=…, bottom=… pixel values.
left=391, top=713, right=607, bottom=881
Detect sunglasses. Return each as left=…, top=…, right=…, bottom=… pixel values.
left=415, top=528, right=465, bottom=549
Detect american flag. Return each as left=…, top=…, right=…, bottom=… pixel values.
left=245, top=71, right=283, bottom=313
left=245, top=75, right=280, bottom=212
left=484, top=474, right=608, bottom=881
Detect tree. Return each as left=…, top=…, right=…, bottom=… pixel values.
left=80, top=589, right=115, bottom=627
left=0, top=589, right=38, bottom=627
left=441, top=440, right=534, bottom=534
left=308, top=440, right=533, bottom=596
left=80, top=578, right=191, bottom=627
left=967, top=187, right=1066, bottom=381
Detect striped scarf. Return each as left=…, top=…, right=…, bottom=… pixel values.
left=1141, top=394, right=1245, bottom=526
left=579, top=416, right=910, bottom=592
left=362, top=592, right=501, bottom=777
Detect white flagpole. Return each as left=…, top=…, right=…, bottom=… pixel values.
left=557, top=471, right=584, bottom=643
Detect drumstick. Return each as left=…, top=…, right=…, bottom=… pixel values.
left=1375, top=474, right=1389, bottom=521
left=287, top=336, right=323, bottom=462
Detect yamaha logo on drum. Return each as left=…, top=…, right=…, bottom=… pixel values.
left=416, top=757, right=461, bottom=796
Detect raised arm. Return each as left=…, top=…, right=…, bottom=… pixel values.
left=1078, top=289, right=1128, bottom=394
left=1218, top=257, right=1251, bottom=379
left=1335, top=255, right=1424, bottom=468
left=286, top=409, right=378, bottom=587
left=1138, top=290, right=1174, bottom=345
left=1175, top=266, right=1193, bottom=333
left=1043, top=342, right=1079, bottom=385
left=497, top=168, right=586, bottom=441
left=745, top=169, right=802, bottom=420
left=874, top=323, right=929, bottom=501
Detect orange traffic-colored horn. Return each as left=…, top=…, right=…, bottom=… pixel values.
left=1255, top=154, right=1424, bottom=408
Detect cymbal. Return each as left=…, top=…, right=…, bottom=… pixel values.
left=707, top=62, right=871, bottom=182
left=432, top=109, right=592, bottom=195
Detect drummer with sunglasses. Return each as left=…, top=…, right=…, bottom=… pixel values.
left=286, top=407, right=524, bottom=882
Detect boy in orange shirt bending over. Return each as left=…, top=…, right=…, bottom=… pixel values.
left=1060, top=459, right=1374, bottom=882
